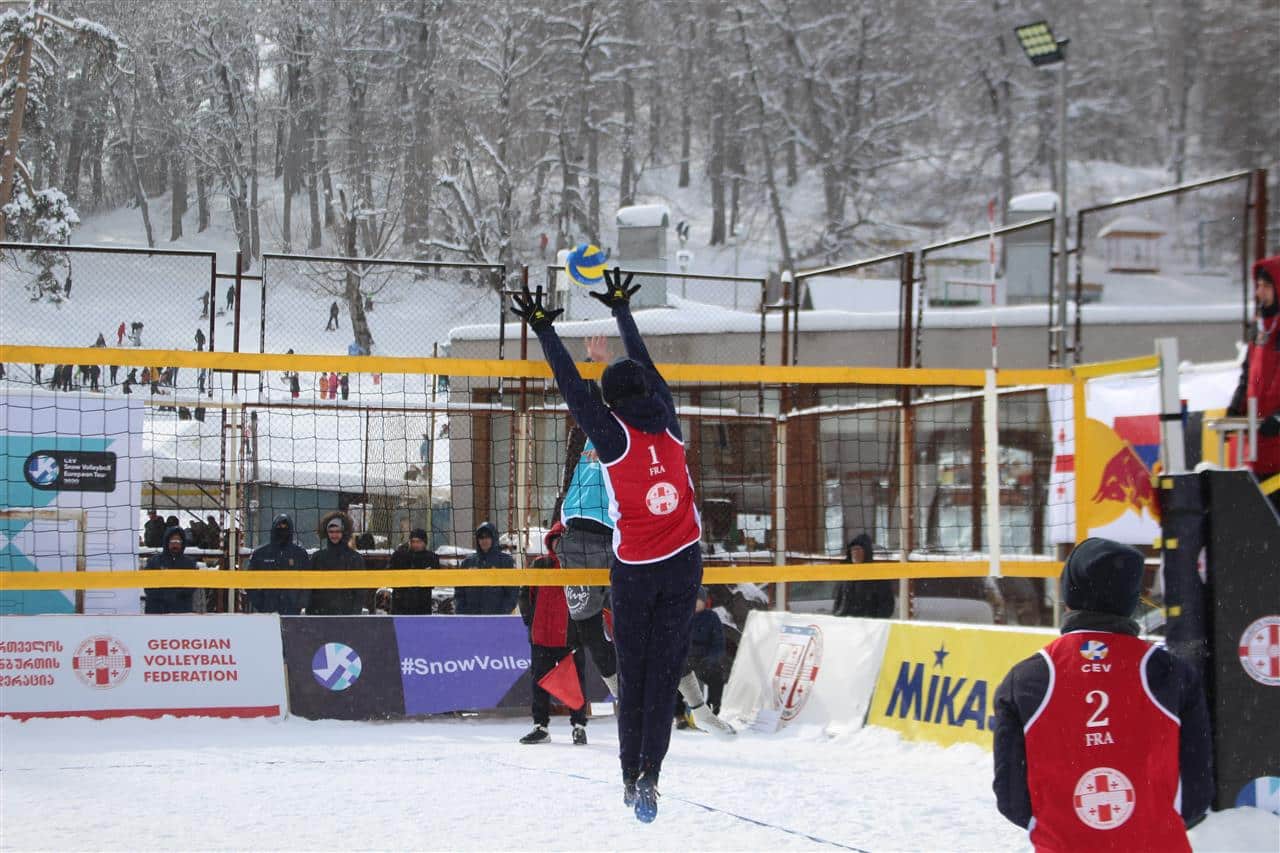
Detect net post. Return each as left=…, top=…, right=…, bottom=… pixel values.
left=984, top=369, right=1002, bottom=578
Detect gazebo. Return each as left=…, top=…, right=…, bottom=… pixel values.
left=1097, top=215, right=1166, bottom=273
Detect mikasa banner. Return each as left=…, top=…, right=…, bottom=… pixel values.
left=720, top=611, right=890, bottom=734
left=0, top=614, right=287, bottom=719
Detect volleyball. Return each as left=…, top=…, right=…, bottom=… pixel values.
left=565, top=243, right=607, bottom=287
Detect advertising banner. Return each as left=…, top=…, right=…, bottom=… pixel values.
left=867, top=621, right=1054, bottom=748
left=395, top=616, right=533, bottom=715
left=720, top=611, right=890, bottom=735
left=0, top=389, right=143, bottom=615
left=1049, top=361, right=1236, bottom=546
left=281, top=616, right=405, bottom=720
left=281, top=615, right=611, bottom=720
left=0, top=614, right=287, bottom=719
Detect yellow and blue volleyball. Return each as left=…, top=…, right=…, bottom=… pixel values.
left=565, top=243, right=607, bottom=287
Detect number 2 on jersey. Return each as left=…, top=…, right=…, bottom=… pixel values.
left=1085, top=689, right=1110, bottom=727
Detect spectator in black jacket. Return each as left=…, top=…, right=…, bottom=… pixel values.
left=143, top=510, right=166, bottom=548
left=246, top=514, right=309, bottom=615
left=686, top=587, right=727, bottom=714
left=992, top=538, right=1212, bottom=848
left=143, top=526, right=197, bottom=613
left=387, top=527, right=439, bottom=614
left=453, top=521, right=517, bottom=615
left=307, top=511, right=365, bottom=615
left=832, top=533, right=895, bottom=618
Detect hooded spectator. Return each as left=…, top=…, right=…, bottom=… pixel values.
left=1229, top=254, right=1280, bottom=496
left=246, top=514, right=310, bottom=615
left=387, top=527, right=439, bottom=614
left=143, top=526, right=197, bottom=613
left=454, top=521, right=517, bottom=614
left=307, top=511, right=365, bottom=614
left=832, top=533, right=895, bottom=618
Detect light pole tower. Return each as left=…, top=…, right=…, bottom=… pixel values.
left=1015, top=21, right=1071, bottom=365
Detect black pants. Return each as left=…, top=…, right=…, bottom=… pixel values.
left=611, top=543, right=702, bottom=782
left=530, top=643, right=588, bottom=727
left=570, top=610, right=617, bottom=680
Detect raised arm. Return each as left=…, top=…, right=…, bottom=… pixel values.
left=591, top=269, right=678, bottom=430
left=511, top=286, right=624, bottom=455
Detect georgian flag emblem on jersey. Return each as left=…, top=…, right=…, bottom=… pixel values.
left=1079, top=640, right=1109, bottom=662
left=645, top=481, right=680, bottom=516
left=1072, top=767, right=1136, bottom=830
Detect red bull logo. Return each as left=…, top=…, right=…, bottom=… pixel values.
left=1092, top=445, right=1159, bottom=519
left=1080, top=418, right=1161, bottom=528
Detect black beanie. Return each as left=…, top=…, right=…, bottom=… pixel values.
left=409, top=528, right=429, bottom=543
left=1060, top=537, right=1144, bottom=616
left=601, top=358, right=650, bottom=408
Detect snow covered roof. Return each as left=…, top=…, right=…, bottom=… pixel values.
left=1098, top=216, right=1167, bottom=238
left=616, top=204, right=670, bottom=228
left=1008, top=191, right=1059, bottom=213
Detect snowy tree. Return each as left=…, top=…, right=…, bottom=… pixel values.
left=1, top=5, right=117, bottom=298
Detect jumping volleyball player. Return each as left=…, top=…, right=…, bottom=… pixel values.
left=512, top=268, right=700, bottom=823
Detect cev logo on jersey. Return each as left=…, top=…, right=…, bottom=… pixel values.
left=1079, top=640, right=1109, bottom=662
left=71, top=636, right=132, bottom=689
left=1072, top=767, right=1136, bottom=830
left=1237, top=615, right=1280, bottom=687
left=645, top=481, right=679, bottom=516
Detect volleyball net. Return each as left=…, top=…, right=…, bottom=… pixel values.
left=0, top=341, right=1155, bottom=620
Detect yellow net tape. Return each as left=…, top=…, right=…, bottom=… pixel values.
left=0, top=561, right=1063, bottom=590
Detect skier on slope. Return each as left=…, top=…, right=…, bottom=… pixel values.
left=512, top=269, right=702, bottom=823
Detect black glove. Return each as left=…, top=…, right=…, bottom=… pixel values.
left=510, top=285, right=562, bottom=332
left=589, top=267, right=641, bottom=309
left=1259, top=414, right=1280, bottom=438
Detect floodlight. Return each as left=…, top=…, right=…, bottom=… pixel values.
left=1014, top=21, right=1065, bottom=66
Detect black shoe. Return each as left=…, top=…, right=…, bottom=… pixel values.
left=572, top=724, right=587, bottom=745
left=519, top=725, right=550, bottom=745
left=634, top=774, right=659, bottom=823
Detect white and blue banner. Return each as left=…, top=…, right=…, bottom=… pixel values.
left=0, top=389, right=143, bottom=614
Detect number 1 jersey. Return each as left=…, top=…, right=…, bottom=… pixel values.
left=600, top=415, right=701, bottom=564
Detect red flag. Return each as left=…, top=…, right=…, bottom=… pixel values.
left=537, top=654, right=585, bottom=710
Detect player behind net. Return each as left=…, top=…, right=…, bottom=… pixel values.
left=512, top=270, right=702, bottom=823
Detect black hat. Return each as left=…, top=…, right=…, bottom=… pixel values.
left=601, top=358, right=650, bottom=408
left=409, top=528, right=429, bottom=543
left=1060, top=537, right=1144, bottom=616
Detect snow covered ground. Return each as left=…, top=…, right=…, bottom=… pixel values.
left=1, top=715, right=1275, bottom=852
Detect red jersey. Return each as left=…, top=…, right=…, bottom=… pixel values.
left=600, top=415, right=701, bottom=564
left=1024, top=632, right=1187, bottom=853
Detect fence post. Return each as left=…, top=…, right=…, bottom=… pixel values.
left=773, top=418, right=788, bottom=611
left=1254, top=167, right=1268, bottom=261
left=1156, top=338, right=1186, bottom=475
left=231, top=251, right=243, bottom=394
